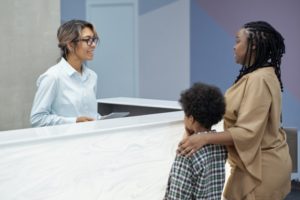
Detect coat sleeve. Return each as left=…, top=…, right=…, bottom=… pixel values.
left=227, top=75, right=272, bottom=181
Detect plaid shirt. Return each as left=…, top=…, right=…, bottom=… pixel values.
left=164, top=144, right=227, bottom=200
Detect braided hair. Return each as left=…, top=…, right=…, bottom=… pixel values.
left=234, top=21, right=285, bottom=91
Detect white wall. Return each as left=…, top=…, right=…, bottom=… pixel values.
left=139, top=0, right=190, bottom=100
left=86, top=0, right=139, bottom=99
left=0, top=0, right=60, bottom=130
left=60, top=0, right=190, bottom=101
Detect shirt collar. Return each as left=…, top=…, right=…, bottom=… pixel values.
left=60, top=58, right=90, bottom=80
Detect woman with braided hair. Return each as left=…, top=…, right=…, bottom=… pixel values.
left=177, top=21, right=291, bottom=200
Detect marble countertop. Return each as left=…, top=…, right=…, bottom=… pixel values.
left=0, top=111, right=184, bottom=147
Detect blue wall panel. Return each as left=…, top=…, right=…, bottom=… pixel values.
left=190, top=1, right=237, bottom=92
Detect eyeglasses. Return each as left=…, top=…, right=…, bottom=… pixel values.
left=75, top=37, right=99, bottom=46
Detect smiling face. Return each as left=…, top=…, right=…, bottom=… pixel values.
left=69, top=27, right=98, bottom=62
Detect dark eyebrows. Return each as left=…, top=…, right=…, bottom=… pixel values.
left=81, top=35, right=95, bottom=39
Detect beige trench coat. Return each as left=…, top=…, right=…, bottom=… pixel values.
left=223, top=67, right=292, bottom=200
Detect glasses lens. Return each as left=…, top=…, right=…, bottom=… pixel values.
left=88, top=37, right=99, bottom=46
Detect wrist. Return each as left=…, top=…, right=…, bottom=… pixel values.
left=196, top=131, right=211, bottom=145
left=202, top=134, right=210, bottom=145
left=200, top=129, right=217, bottom=143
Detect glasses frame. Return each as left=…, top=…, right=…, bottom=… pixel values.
left=74, top=36, right=99, bottom=46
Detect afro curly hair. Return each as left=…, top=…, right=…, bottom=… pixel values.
left=179, top=82, right=225, bottom=129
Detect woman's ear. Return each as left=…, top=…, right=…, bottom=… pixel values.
left=252, top=45, right=256, bottom=50
left=67, top=42, right=75, bottom=52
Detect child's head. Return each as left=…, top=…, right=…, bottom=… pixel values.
left=179, top=82, right=225, bottom=130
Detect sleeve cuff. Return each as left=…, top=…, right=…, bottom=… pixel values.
left=63, top=117, right=77, bottom=124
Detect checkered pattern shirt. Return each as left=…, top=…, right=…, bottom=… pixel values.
left=164, top=144, right=227, bottom=200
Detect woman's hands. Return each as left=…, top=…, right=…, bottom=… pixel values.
left=76, top=116, right=95, bottom=123
left=177, top=130, right=232, bottom=157
left=177, top=133, right=208, bottom=157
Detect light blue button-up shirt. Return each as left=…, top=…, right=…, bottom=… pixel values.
left=30, top=58, right=99, bottom=127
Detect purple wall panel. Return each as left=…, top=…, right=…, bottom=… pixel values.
left=196, top=0, right=300, bottom=101
left=192, top=0, right=300, bottom=128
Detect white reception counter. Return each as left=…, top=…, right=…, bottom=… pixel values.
left=0, top=97, right=297, bottom=199
left=0, top=111, right=185, bottom=200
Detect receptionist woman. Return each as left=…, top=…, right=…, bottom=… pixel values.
left=31, top=19, right=100, bottom=127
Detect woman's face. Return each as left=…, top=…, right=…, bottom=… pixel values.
left=234, top=28, right=249, bottom=65
left=72, top=27, right=98, bottom=62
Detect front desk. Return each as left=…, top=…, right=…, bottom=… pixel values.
left=0, top=98, right=297, bottom=199
left=0, top=109, right=222, bottom=200
left=0, top=111, right=185, bottom=200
